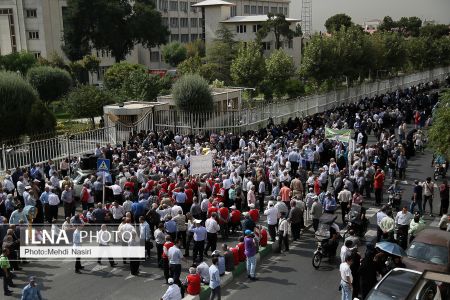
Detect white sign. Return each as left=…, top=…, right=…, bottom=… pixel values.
left=190, top=154, right=213, bottom=175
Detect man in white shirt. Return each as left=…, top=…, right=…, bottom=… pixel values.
left=168, top=239, right=183, bottom=284
left=339, top=255, right=353, bottom=300
left=106, top=180, right=123, bottom=204
left=395, top=206, right=413, bottom=249
left=264, top=201, right=279, bottom=242
left=160, top=278, right=181, bottom=300
left=110, top=202, right=125, bottom=223
left=340, top=240, right=354, bottom=263
left=204, top=213, right=220, bottom=256
left=48, top=189, right=60, bottom=221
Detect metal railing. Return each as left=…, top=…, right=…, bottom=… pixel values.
left=1, top=66, right=449, bottom=174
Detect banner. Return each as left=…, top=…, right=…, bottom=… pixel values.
left=190, top=153, right=213, bottom=175
left=325, top=127, right=353, bottom=143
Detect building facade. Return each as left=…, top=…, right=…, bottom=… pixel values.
left=0, top=0, right=295, bottom=76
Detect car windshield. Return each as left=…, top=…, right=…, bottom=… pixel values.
left=407, top=241, right=449, bottom=265
left=367, top=270, right=421, bottom=300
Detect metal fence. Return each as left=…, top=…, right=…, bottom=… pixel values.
left=1, top=66, right=449, bottom=174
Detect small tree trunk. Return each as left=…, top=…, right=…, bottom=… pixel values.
left=91, top=117, right=96, bottom=129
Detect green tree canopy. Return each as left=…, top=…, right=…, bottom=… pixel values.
left=206, top=25, right=237, bottom=83
left=63, top=0, right=169, bottom=62
left=177, top=55, right=202, bottom=75
left=0, top=71, right=55, bottom=138
left=186, top=39, right=206, bottom=58
left=0, top=51, right=37, bottom=75
left=162, top=42, right=188, bottom=67
left=428, top=91, right=450, bottom=159
left=324, top=13, right=353, bottom=33
left=378, top=16, right=396, bottom=32
left=65, top=85, right=114, bottom=126
left=230, top=42, right=266, bottom=93
left=103, top=62, right=145, bottom=91
left=172, top=74, right=213, bottom=113
left=397, top=16, right=422, bottom=37
left=121, top=70, right=160, bottom=101
left=265, top=49, right=295, bottom=98
left=257, top=13, right=297, bottom=49
left=27, top=100, right=56, bottom=135
left=26, top=66, right=72, bottom=105
left=420, top=24, right=450, bottom=39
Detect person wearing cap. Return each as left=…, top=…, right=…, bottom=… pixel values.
left=340, top=240, right=355, bottom=264
left=184, top=267, right=201, bottom=296
left=190, top=219, right=207, bottom=262
left=160, top=278, right=182, bottom=300
left=248, top=204, right=259, bottom=223
left=244, top=230, right=257, bottom=280
left=204, top=213, right=220, bottom=257
left=264, top=201, right=279, bottom=242
left=339, top=254, right=353, bottom=300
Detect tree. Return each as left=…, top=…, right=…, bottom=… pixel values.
left=230, top=42, right=266, bottom=94
left=0, top=71, right=51, bottom=138
left=324, top=13, right=353, bottom=33
left=257, top=13, right=297, bottom=49
left=121, top=70, right=161, bottom=101
left=379, top=32, right=407, bottom=73
left=406, top=36, right=441, bottom=70
left=397, top=16, right=422, bottom=37
left=103, top=62, right=145, bottom=91
left=162, top=42, right=188, bottom=67
left=81, top=55, right=100, bottom=83
left=265, top=50, right=295, bottom=98
left=65, top=85, right=113, bottom=126
left=428, top=91, right=450, bottom=159
left=186, top=39, right=206, bottom=58
left=26, top=66, right=72, bottom=105
left=420, top=24, right=450, bottom=39
left=172, top=74, right=213, bottom=113
left=27, top=101, right=56, bottom=134
left=178, top=55, right=202, bottom=75
left=0, top=51, right=37, bottom=75
left=63, top=0, right=169, bottom=62
left=285, top=79, right=305, bottom=98
left=206, top=25, right=237, bottom=83
left=378, top=16, right=396, bottom=32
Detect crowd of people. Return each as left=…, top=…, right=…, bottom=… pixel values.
left=0, top=80, right=448, bottom=299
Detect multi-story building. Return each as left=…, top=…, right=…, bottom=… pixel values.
left=0, top=0, right=296, bottom=78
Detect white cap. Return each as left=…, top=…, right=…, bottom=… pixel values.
left=249, top=203, right=255, bottom=209
left=168, top=278, right=174, bottom=284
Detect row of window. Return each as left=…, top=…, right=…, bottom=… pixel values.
left=236, top=25, right=262, bottom=33
left=159, top=0, right=198, bottom=13
left=163, top=17, right=200, bottom=28
left=26, top=9, right=37, bottom=18
left=243, top=5, right=288, bottom=16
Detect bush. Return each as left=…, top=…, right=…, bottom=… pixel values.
left=0, top=51, right=37, bottom=74
left=0, top=71, right=52, bottom=138
left=65, top=85, right=114, bottom=126
left=286, top=79, right=305, bottom=98
left=27, top=100, right=56, bottom=134
left=27, top=66, right=72, bottom=104
left=172, top=74, right=213, bottom=113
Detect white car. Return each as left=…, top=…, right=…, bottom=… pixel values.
left=60, top=170, right=95, bottom=200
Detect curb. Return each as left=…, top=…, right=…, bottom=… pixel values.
left=184, top=242, right=274, bottom=300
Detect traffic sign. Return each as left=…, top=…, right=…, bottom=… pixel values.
left=97, top=158, right=110, bottom=172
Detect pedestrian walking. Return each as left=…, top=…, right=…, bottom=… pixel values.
left=339, top=255, right=353, bottom=300
left=209, top=257, right=221, bottom=300
left=21, top=276, right=42, bottom=300
left=244, top=230, right=257, bottom=280
left=278, top=212, right=289, bottom=252
left=1, top=248, right=14, bottom=296
left=440, top=179, right=449, bottom=215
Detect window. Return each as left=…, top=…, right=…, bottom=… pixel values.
left=170, top=17, right=178, bottom=28
left=32, top=51, right=41, bottom=58
left=284, top=7, right=288, bottom=16
left=169, top=1, right=178, bottom=11
left=230, top=6, right=237, bottom=17
left=180, top=1, right=188, bottom=11
left=162, top=17, right=168, bottom=27
left=278, top=7, right=283, bottom=14
left=251, top=6, right=256, bottom=14
left=288, top=39, right=293, bottom=49
left=26, top=9, right=37, bottom=18
left=190, top=18, right=198, bottom=27
left=264, top=6, right=269, bottom=14
left=252, top=24, right=262, bottom=32
left=236, top=25, right=246, bottom=33
left=181, top=34, right=189, bottom=43
left=244, top=5, right=250, bottom=14
left=27, top=31, right=39, bottom=40
left=261, top=42, right=271, bottom=50
left=150, top=51, right=160, bottom=62
left=258, top=6, right=263, bottom=14
left=271, top=7, right=277, bottom=13
left=191, top=34, right=198, bottom=41
left=171, top=34, right=179, bottom=41
left=180, top=18, right=188, bottom=27
left=190, top=2, right=197, bottom=12
left=159, top=0, right=168, bottom=10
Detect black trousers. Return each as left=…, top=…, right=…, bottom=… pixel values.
left=193, top=240, right=205, bottom=262
left=163, top=259, right=170, bottom=282
left=313, top=219, right=319, bottom=232
left=278, top=231, right=289, bottom=252
left=1, top=270, right=13, bottom=294
left=268, top=224, right=277, bottom=242
left=258, top=194, right=265, bottom=212
left=341, top=201, right=349, bottom=224
left=423, top=195, right=433, bottom=214
left=375, top=188, right=383, bottom=205
left=185, top=233, right=193, bottom=256
left=291, top=222, right=301, bottom=240
left=170, top=264, right=182, bottom=284
left=130, top=259, right=140, bottom=275
left=205, top=232, right=217, bottom=254
left=49, top=205, right=58, bottom=221
left=75, top=257, right=82, bottom=271
left=441, top=198, right=449, bottom=215
left=176, top=231, right=187, bottom=249
left=156, top=243, right=164, bottom=267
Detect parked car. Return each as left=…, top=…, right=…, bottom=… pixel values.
left=364, top=268, right=441, bottom=300
left=403, top=229, right=450, bottom=273
left=60, top=169, right=95, bottom=200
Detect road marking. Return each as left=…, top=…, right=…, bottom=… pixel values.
left=365, top=207, right=378, bottom=219
left=125, top=274, right=135, bottom=280
left=144, top=274, right=164, bottom=282
left=109, top=267, right=122, bottom=275
left=89, top=264, right=108, bottom=272
left=429, top=217, right=441, bottom=228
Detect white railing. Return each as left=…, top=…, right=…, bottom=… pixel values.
left=1, top=66, right=449, bottom=173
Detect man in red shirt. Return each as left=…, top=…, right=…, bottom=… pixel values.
left=258, top=226, right=268, bottom=247
left=184, top=185, right=194, bottom=209
left=184, top=267, right=201, bottom=295
left=218, top=203, right=230, bottom=239
left=207, top=201, right=219, bottom=218
left=229, top=246, right=240, bottom=265
left=236, top=236, right=246, bottom=262
left=162, top=235, right=174, bottom=284
left=374, top=168, right=385, bottom=206
left=248, top=204, right=260, bottom=223
left=230, top=206, right=242, bottom=234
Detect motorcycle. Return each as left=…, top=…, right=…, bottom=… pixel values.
left=312, top=214, right=338, bottom=269
left=434, top=164, right=447, bottom=180
left=388, top=191, right=402, bottom=211
left=343, top=204, right=369, bottom=239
